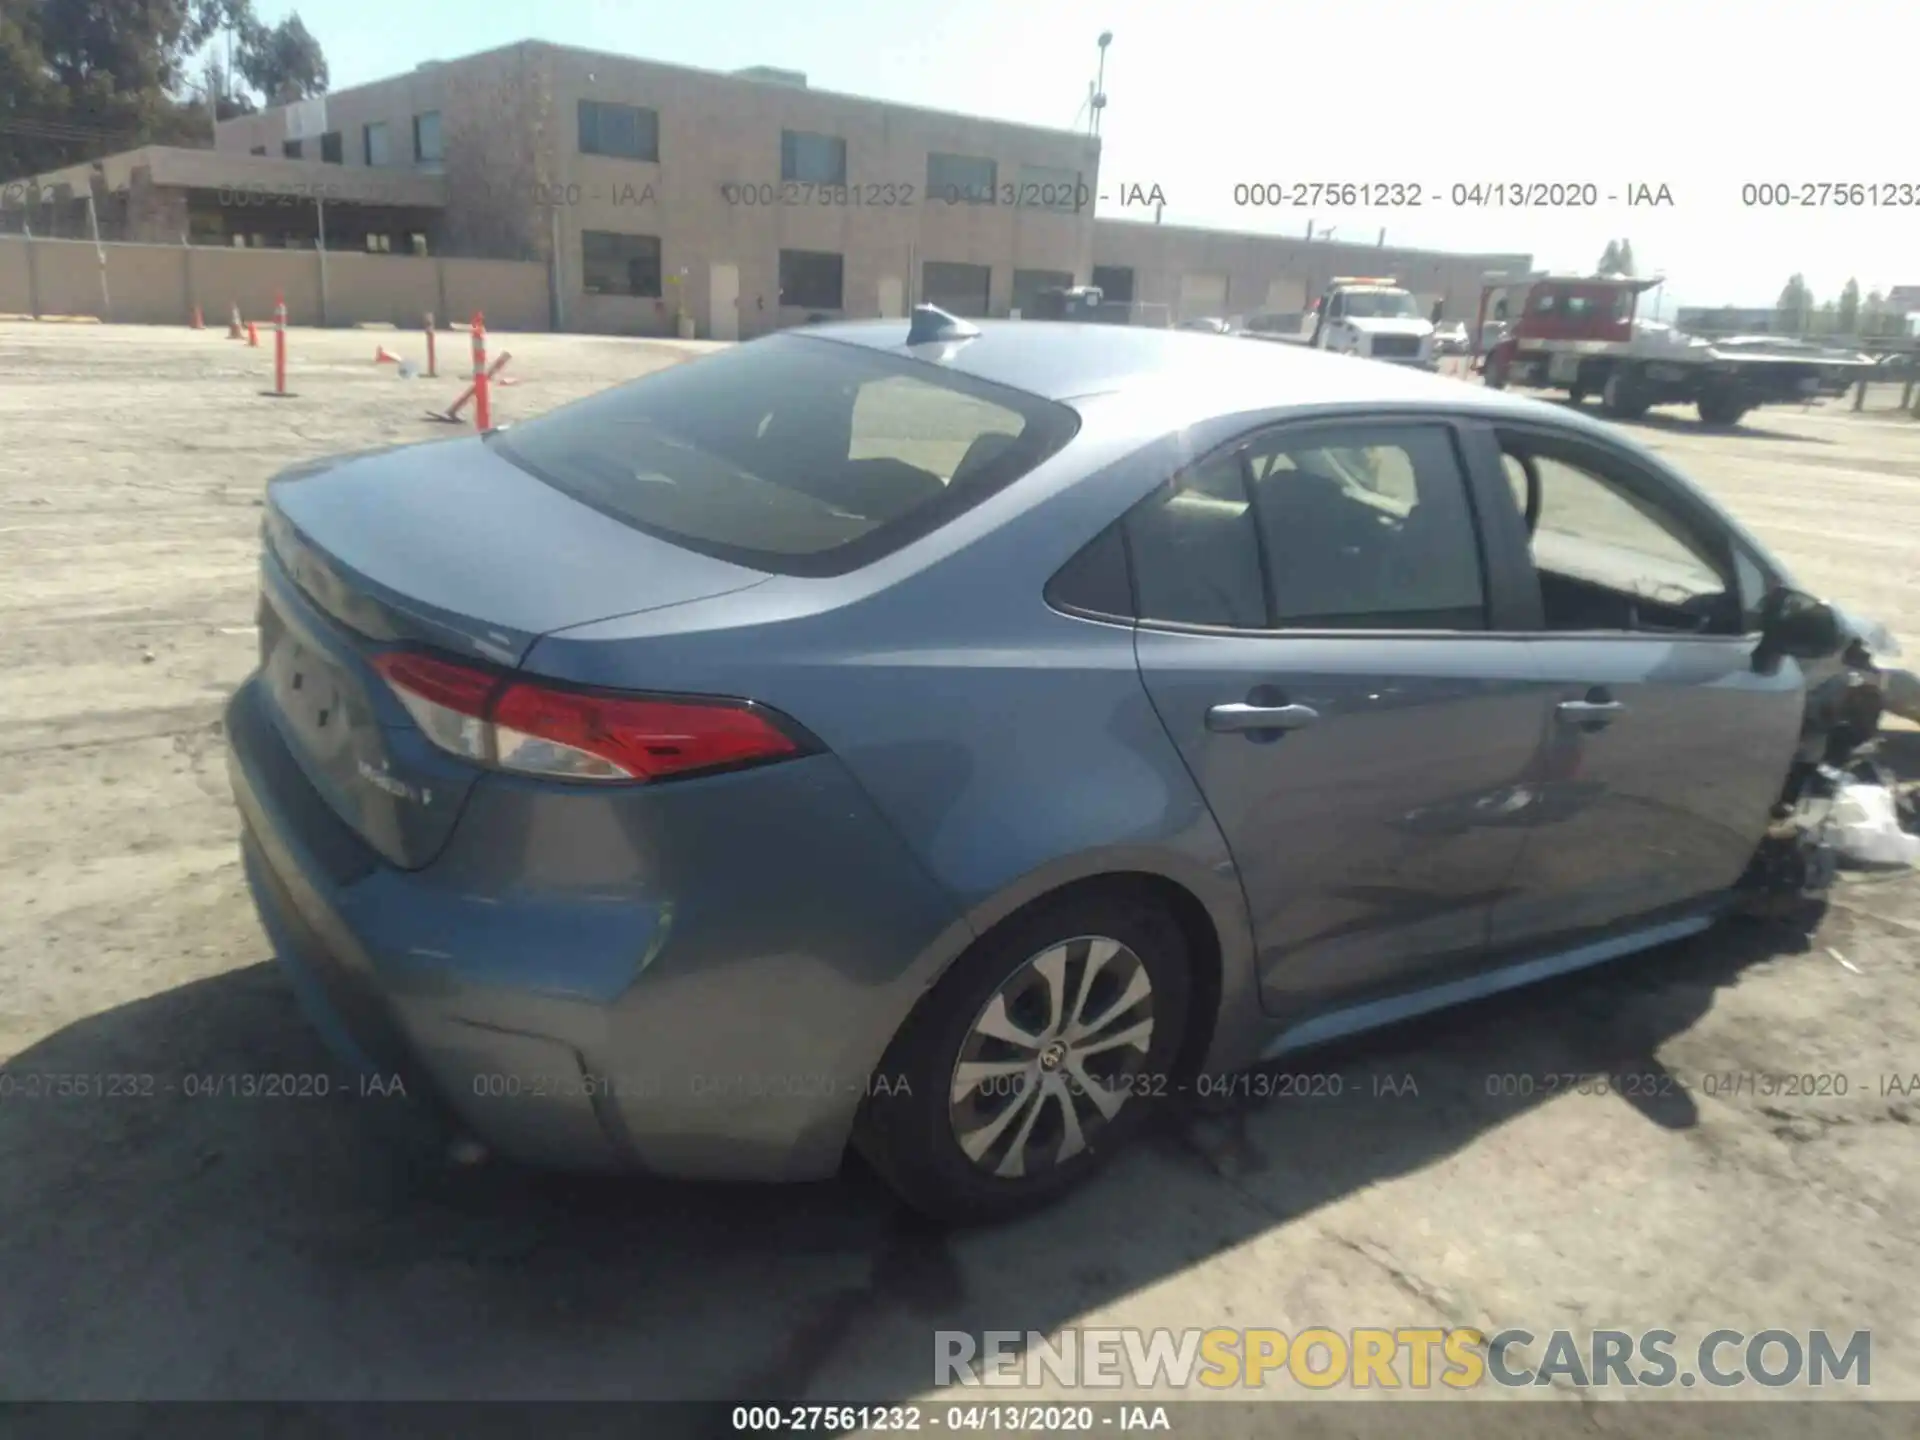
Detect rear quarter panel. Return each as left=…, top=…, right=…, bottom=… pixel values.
left=523, top=398, right=1282, bottom=1073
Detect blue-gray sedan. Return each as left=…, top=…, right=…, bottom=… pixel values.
left=227, top=308, right=1875, bottom=1223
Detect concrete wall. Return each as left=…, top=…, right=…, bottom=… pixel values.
left=0, top=236, right=549, bottom=330
left=441, top=258, right=550, bottom=331
left=0, top=239, right=28, bottom=313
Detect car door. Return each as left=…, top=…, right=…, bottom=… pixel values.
left=1130, top=416, right=1552, bottom=1019
left=1477, top=421, right=1806, bottom=949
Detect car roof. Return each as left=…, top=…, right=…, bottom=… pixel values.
left=796, top=317, right=1562, bottom=422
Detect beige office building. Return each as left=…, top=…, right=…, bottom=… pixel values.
left=6, top=39, right=1530, bottom=336
left=210, top=41, right=1102, bottom=339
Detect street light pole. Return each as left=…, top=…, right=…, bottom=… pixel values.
left=1092, top=32, right=1112, bottom=139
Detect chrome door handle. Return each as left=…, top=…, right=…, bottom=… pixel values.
left=1556, top=700, right=1626, bottom=724
left=1207, top=702, right=1321, bottom=734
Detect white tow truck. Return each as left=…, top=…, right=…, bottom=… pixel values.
left=1304, top=277, right=1438, bottom=368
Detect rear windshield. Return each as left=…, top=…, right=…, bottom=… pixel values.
left=490, top=334, right=1078, bottom=576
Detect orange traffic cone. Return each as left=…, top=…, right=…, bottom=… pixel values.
left=189, top=305, right=204, bottom=331
left=374, top=345, right=403, bottom=365
left=247, top=321, right=259, bottom=348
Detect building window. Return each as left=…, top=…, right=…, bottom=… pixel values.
left=365, top=233, right=392, bottom=254
left=249, top=145, right=267, bottom=156
left=1091, top=265, right=1135, bottom=303
left=1017, top=165, right=1083, bottom=212
left=363, top=121, right=391, bottom=167
left=282, top=138, right=303, bottom=159
left=413, top=111, right=442, bottom=164
left=1012, top=269, right=1073, bottom=315
left=780, top=130, right=846, bottom=185
left=928, top=152, right=996, bottom=205
left=582, top=230, right=663, bottom=297
left=579, top=99, right=659, bottom=161
left=779, top=249, right=844, bottom=310
left=922, top=260, right=992, bottom=317
left=319, top=132, right=342, bottom=164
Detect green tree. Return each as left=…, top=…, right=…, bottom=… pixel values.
left=1836, top=278, right=1861, bottom=334
left=1598, top=239, right=1622, bottom=274
left=1615, top=239, right=1636, bottom=276
left=237, top=13, right=327, bottom=104
left=0, top=0, right=326, bottom=180
left=1775, top=274, right=1812, bottom=334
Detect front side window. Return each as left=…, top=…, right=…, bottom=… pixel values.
left=1124, top=423, right=1486, bottom=631
left=491, top=335, right=1076, bottom=576
left=1501, top=436, right=1737, bottom=634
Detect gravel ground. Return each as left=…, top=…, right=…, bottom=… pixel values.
left=1, top=322, right=1916, bottom=1424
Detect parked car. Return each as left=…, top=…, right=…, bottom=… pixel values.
left=1177, top=316, right=1234, bottom=334
left=229, top=306, right=1883, bottom=1225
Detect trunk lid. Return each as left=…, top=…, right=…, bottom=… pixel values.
left=256, top=438, right=769, bottom=869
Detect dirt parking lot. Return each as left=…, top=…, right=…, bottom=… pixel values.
left=1, top=322, right=1917, bottom=1426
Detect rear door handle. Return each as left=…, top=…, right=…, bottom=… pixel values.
left=1556, top=699, right=1626, bottom=725
left=1207, top=702, right=1321, bottom=734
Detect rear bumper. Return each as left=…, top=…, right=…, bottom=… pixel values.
left=225, top=674, right=965, bottom=1182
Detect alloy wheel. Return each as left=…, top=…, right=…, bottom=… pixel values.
left=947, top=935, right=1157, bottom=1180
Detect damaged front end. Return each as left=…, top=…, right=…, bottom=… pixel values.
left=1741, top=608, right=1901, bottom=903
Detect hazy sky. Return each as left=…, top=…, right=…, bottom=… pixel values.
left=244, top=0, right=1917, bottom=310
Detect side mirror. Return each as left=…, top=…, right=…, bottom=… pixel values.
left=1758, top=586, right=1846, bottom=663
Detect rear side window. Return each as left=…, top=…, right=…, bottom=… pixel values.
left=1126, top=454, right=1267, bottom=628
left=491, top=335, right=1077, bottom=577
left=1124, top=423, right=1487, bottom=631
left=1248, top=426, right=1485, bottom=628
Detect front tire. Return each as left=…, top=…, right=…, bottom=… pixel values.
left=854, top=889, right=1192, bottom=1226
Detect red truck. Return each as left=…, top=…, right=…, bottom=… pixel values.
left=1471, top=272, right=1877, bottom=426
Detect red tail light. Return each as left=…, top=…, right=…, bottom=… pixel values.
left=371, top=651, right=804, bottom=783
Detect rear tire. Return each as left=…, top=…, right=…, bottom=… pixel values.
left=1601, top=368, right=1650, bottom=419
left=854, top=889, right=1192, bottom=1226
left=1697, top=390, right=1748, bottom=426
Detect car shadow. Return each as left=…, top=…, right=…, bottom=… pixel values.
left=1558, top=404, right=1837, bottom=445
left=0, top=904, right=1827, bottom=1404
